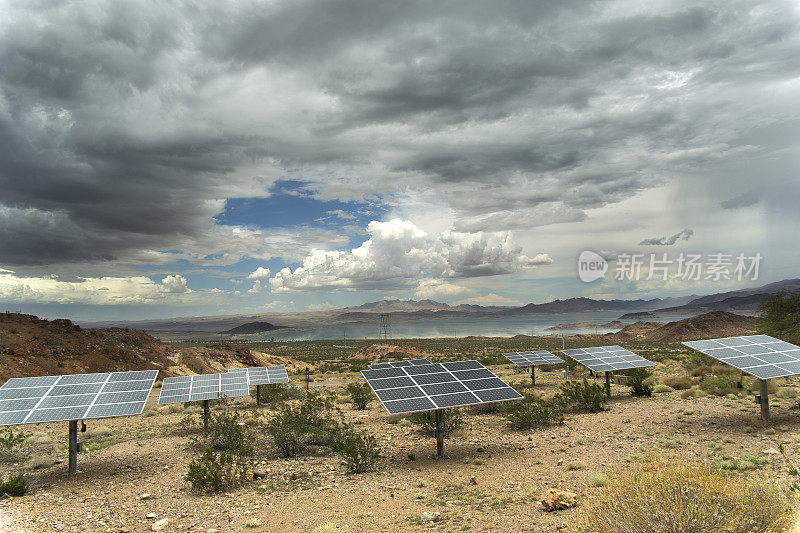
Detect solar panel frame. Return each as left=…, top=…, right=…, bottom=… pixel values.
left=0, top=370, right=158, bottom=426
left=369, top=358, right=432, bottom=369
left=157, top=372, right=250, bottom=405
left=683, top=335, right=800, bottom=380
left=226, top=366, right=289, bottom=386
left=361, top=360, right=522, bottom=415
left=502, top=350, right=565, bottom=367
left=560, top=345, right=655, bottom=372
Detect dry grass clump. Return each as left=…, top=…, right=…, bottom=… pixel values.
left=661, top=375, right=694, bottom=390
left=574, top=462, right=791, bottom=533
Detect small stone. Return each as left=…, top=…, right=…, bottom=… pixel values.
left=557, top=459, right=564, bottom=466
left=420, top=511, right=441, bottom=523
left=146, top=513, right=156, bottom=519
left=762, top=448, right=780, bottom=455
left=207, top=529, right=219, bottom=533
left=469, top=476, right=477, bottom=485
left=541, top=488, right=578, bottom=512
left=139, top=493, right=155, bottom=500
left=252, top=471, right=268, bottom=479
left=151, top=518, right=169, bottom=531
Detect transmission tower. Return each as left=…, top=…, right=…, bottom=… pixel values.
left=379, top=313, right=391, bottom=339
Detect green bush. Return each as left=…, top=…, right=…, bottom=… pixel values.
left=0, top=473, right=29, bottom=496
left=653, top=384, right=674, bottom=393
left=505, top=394, right=564, bottom=430
left=408, top=409, right=462, bottom=437
left=254, top=383, right=304, bottom=406
left=662, top=375, right=694, bottom=390
left=574, top=462, right=790, bottom=533
left=333, top=429, right=380, bottom=473
left=625, top=368, right=653, bottom=397
left=185, top=446, right=249, bottom=494
left=683, top=350, right=718, bottom=370
left=758, top=292, right=800, bottom=345
left=700, top=374, right=739, bottom=396
left=556, top=379, right=607, bottom=413
left=345, top=382, right=374, bottom=410
left=265, top=394, right=343, bottom=457
left=191, top=410, right=254, bottom=457
left=0, top=428, right=25, bottom=451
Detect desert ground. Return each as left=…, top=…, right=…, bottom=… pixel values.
left=2, top=343, right=799, bottom=533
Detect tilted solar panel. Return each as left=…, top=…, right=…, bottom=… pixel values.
left=158, top=373, right=249, bottom=405
left=683, top=335, right=800, bottom=380
left=361, top=360, right=522, bottom=415
left=227, top=366, right=289, bottom=386
left=560, top=345, right=654, bottom=372
left=502, top=350, right=564, bottom=367
left=369, top=358, right=432, bottom=369
left=0, top=370, right=158, bottom=426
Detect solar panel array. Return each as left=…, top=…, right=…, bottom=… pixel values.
left=503, top=350, right=564, bottom=367
left=361, top=360, right=523, bottom=415
left=158, top=373, right=249, bottom=405
left=561, top=345, right=654, bottom=372
left=683, top=335, right=800, bottom=380
left=227, top=366, right=289, bottom=385
left=0, top=370, right=159, bottom=426
left=369, top=358, right=432, bottom=369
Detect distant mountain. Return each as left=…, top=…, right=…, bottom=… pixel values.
left=654, top=278, right=800, bottom=314
left=345, top=299, right=453, bottom=312
left=220, top=321, right=287, bottom=335
left=610, top=311, right=758, bottom=342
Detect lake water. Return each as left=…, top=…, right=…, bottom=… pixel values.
left=258, top=310, right=697, bottom=341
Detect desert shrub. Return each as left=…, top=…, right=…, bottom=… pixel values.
left=408, top=409, right=463, bottom=437
left=574, top=462, right=791, bottom=533
left=567, top=461, right=585, bottom=470
left=265, top=394, right=342, bottom=457
left=662, top=375, right=693, bottom=390
left=0, top=428, right=25, bottom=451
left=192, top=410, right=254, bottom=456
left=683, top=350, right=718, bottom=370
left=470, top=399, right=507, bottom=414
left=624, top=368, right=653, bottom=397
left=345, top=382, right=373, bottom=410
left=759, top=292, right=800, bottom=345
left=653, top=384, right=674, bottom=393
left=333, top=428, right=380, bottom=473
left=700, top=374, right=739, bottom=396
left=777, top=387, right=798, bottom=399
left=254, top=383, right=304, bottom=406
left=589, top=473, right=609, bottom=487
left=185, top=446, right=249, bottom=494
left=505, top=394, right=563, bottom=430
left=556, top=379, right=607, bottom=413
left=0, top=473, right=29, bottom=496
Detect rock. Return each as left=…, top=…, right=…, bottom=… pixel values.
left=151, top=518, right=169, bottom=531
left=469, top=476, right=477, bottom=485
left=252, top=471, right=268, bottom=479
left=207, top=529, right=219, bottom=533
left=146, top=513, right=156, bottom=519
left=420, top=511, right=441, bottom=523
left=762, top=448, right=780, bottom=455
left=139, top=493, right=155, bottom=500
left=540, top=488, right=578, bottom=512
left=557, top=459, right=563, bottom=466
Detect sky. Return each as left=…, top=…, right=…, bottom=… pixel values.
left=0, top=0, right=798, bottom=321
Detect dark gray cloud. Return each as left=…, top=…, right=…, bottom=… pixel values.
left=0, top=0, right=798, bottom=268
left=639, top=229, right=694, bottom=246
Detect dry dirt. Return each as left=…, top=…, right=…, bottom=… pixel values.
left=2, top=366, right=799, bottom=533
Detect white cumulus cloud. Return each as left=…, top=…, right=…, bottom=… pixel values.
left=160, top=274, right=189, bottom=293
left=247, top=267, right=272, bottom=279
left=269, top=218, right=552, bottom=293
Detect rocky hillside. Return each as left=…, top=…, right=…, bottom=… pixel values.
left=609, top=311, right=758, bottom=342
left=0, top=313, right=309, bottom=382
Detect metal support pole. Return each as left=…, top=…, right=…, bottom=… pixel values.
left=68, top=420, right=78, bottom=475
left=203, top=400, right=210, bottom=430
left=760, top=379, right=770, bottom=421
left=435, top=409, right=444, bottom=458
left=256, top=385, right=261, bottom=406
left=531, top=366, right=535, bottom=386
left=605, top=371, right=612, bottom=398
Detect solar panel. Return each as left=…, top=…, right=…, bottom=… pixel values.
left=560, top=345, right=654, bottom=372
left=227, top=366, right=289, bottom=385
left=369, top=358, right=432, bottom=369
left=503, top=351, right=564, bottom=367
left=0, top=370, right=158, bottom=426
left=158, top=373, right=249, bottom=405
left=361, top=360, right=523, bottom=415
left=683, top=335, right=800, bottom=380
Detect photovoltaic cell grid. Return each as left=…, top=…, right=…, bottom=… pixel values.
left=227, top=366, right=289, bottom=385
left=158, top=373, right=249, bottom=405
left=0, top=370, right=159, bottom=426
left=683, top=335, right=800, bottom=380
left=361, top=360, right=523, bottom=415
left=503, top=351, right=564, bottom=367
left=369, top=358, right=432, bottom=369
left=560, top=345, right=655, bottom=373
